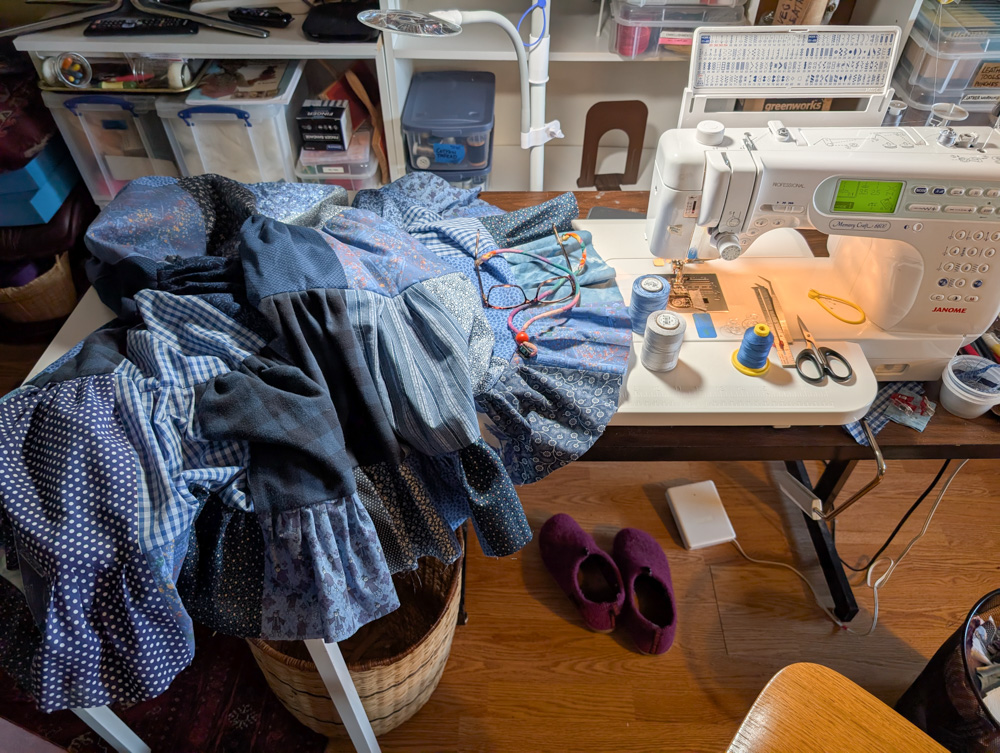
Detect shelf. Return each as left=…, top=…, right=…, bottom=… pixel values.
left=14, top=12, right=378, bottom=59
left=391, top=0, right=688, bottom=63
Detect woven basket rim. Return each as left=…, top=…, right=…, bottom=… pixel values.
left=249, top=555, right=462, bottom=672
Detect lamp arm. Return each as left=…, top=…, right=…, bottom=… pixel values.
left=434, top=10, right=531, bottom=137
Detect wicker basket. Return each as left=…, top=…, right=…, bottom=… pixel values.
left=247, top=552, right=462, bottom=747
left=0, top=253, right=76, bottom=323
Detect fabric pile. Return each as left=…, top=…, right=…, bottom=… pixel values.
left=0, top=173, right=631, bottom=713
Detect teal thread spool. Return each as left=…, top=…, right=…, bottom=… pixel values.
left=732, top=323, right=773, bottom=376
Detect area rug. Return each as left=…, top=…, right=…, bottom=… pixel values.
left=0, top=624, right=327, bottom=753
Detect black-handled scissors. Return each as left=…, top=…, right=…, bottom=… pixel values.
left=795, top=316, right=853, bottom=384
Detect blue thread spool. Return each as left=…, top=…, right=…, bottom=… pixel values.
left=732, top=323, right=773, bottom=376
left=629, top=275, right=670, bottom=335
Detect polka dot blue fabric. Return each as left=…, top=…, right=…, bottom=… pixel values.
left=0, top=376, right=193, bottom=713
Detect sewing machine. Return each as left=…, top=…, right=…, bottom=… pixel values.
left=576, top=121, right=1000, bottom=426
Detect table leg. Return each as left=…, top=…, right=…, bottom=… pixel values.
left=71, top=707, right=150, bottom=753
left=304, top=639, right=381, bottom=753
left=784, top=460, right=860, bottom=623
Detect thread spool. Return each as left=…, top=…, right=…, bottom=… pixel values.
left=629, top=275, right=670, bottom=335
left=732, top=323, right=773, bottom=376
left=641, top=311, right=686, bottom=372
left=411, top=142, right=434, bottom=170
left=466, top=133, right=488, bottom=168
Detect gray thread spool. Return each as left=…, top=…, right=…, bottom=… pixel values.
left=641, top=310, right=686, bottom=372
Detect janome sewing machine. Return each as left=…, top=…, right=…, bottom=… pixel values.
left=576, top=121, right=1000, bottom=426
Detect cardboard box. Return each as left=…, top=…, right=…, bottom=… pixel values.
left=297, top=99, right=352, bottom=151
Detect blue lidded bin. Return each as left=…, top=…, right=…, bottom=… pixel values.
left=402, top=71, right=495, bottom=174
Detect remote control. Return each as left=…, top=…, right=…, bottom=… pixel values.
left=84, top=16, right=198, bottom=35
left=227, top=7, right=292, bottom=28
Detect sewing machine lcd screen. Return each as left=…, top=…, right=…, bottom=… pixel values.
left=832, top=180, right=904, bottom=214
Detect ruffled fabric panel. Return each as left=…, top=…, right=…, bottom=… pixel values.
left=0, top=376, right=193, bottom=713
left=258, top=497, right=399, bottom=643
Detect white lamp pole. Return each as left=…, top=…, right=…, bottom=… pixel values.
left=429, top=10, right=562, bottom=191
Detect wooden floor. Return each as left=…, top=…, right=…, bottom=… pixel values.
left=2, top=345, right=997, bottom=752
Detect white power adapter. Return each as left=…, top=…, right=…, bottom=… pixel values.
left=665, top=480, right=736, bottom=550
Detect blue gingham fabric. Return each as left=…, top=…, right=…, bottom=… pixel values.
left=844, top=380, right=925, bottom=445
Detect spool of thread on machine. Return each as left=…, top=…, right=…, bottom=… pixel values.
left=641, top=311, right=686, bottom=372
left=629, top=275, right=670, bottom=335
left=732, top=323, right=773, bottom=376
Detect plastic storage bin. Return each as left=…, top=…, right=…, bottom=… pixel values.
left=609, top=0, right=746, bottom=59
left=406, top=160, right=490, bottom=190
left=158, top=61, right=305, bottom=184
left=402, top=71, right=494, bottom=174
left=890, top=70, right=997, bottom=127
left=900, top=0, right=1000, bottom=94
left=939, top=355, right=1000, bottom=419
left=295, top=126, right=379, bottom=190
left=42, top=91, right=179, bottom=205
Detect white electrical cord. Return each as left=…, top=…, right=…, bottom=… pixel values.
left=733, top=458, right=970, bottom=636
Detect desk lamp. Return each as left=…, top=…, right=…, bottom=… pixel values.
left=358, top=9, right=562, bottom=191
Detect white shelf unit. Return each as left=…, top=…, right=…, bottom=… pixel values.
left=14, top=0, right=925, bottom=194
left=14, top=12, right=378, bottom=60
left=381, top=0, right=924, bottom=192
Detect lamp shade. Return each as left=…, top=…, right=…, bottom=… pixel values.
left=356, top=9, right=462, bottom=37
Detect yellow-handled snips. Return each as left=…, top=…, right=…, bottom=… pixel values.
left=795, top=316, right=853, bottom=384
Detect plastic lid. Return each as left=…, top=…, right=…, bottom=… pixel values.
left=914, top=0, right=1000, bottom=56
left=405, top=158, right=491, bottom=181
left=401, top=71, right=496, bottom=136
left=611, top=0, right=745, bottom=26
left=299, top=126, right=373, bottom=168
left=295, top=157, right=378, bottom=180
left=892, top=69, right=998, bottom=110
left=186, top=60, right=304, bottom=106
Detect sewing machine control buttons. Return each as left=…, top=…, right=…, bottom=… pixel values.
left=948, top=295, right=963, bottom=301
left=912, top=186, right=928, bottom=195
left=974, top=280, right=984, bottom=288
left=945, top=206, right=977, bottom=214
left=972, top=231, right=986, bottom=241
left=932, top=187, right=947, bottom=195
left=950, top=188, right=966, bottom=196
left=968, top=248, right=980, bottom=256
left=991, top=232, right=1000, bottom=241
left=909, top=203, right=941, bottom=212
left=969, top=189, right=984, bottom=197
left=986, top=248, right=997, bottom=257
left=981, top=207, right=996, bottom=215
left=931, top=294, right=946, bottom=301
left=967, top=296, right=980, bottom=302
left=988, top=190, right=1000, bottom=198
left=956, top=280, right=967, bottom=287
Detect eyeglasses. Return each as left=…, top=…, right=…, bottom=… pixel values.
left=472, top=230, right=579, bottom=311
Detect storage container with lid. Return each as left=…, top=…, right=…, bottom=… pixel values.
left=405, top=160, right=490, bottom=190
left=890, top=69, right=997, bottom=127
left=295, top=125, right=379, bottom=190
left=42, top=91, right=179, bottom=205
left=900, top=0, right=1000, bottom=94
left=609, top=0, right=746, bottom=59
left=157, top=60, right=305, bottom=184
left=402, top=71, right=495, bottom=174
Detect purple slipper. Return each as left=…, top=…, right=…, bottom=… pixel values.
left=612, top=528, right=677, bottom=655
left=539, top=513, right=624, bottom=633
